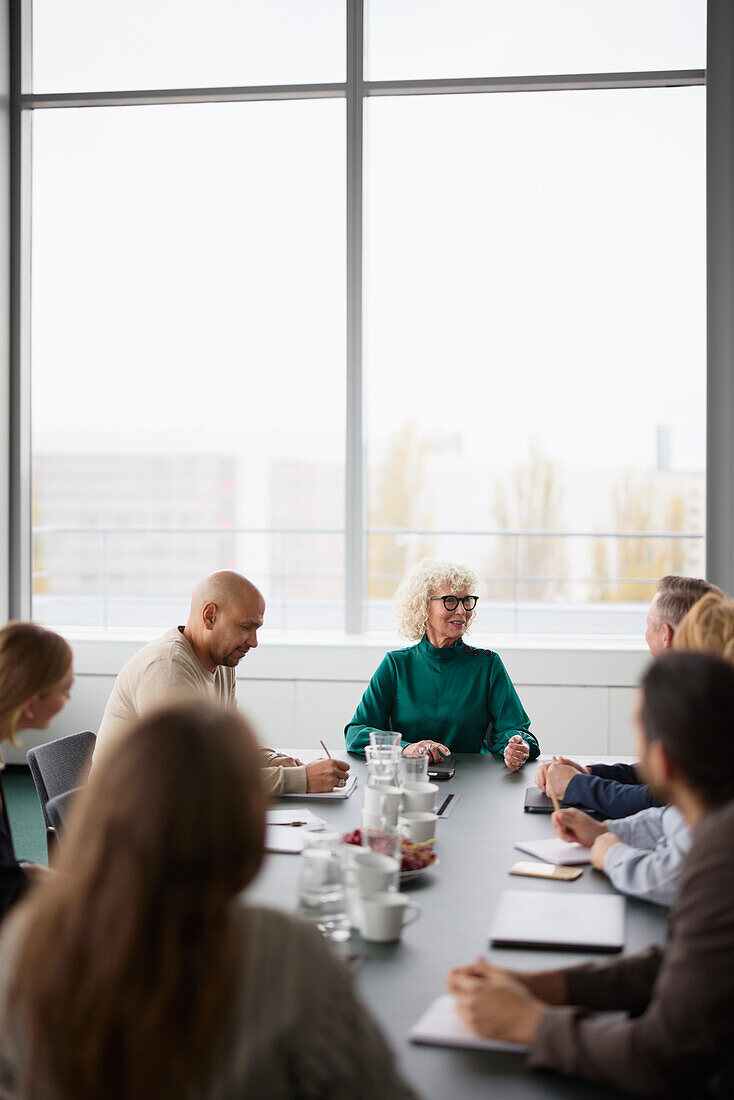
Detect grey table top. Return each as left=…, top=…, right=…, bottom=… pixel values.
left=249, top=754, right=668, bottom=1099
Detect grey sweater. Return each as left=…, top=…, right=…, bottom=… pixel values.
left=0, top=903, right=417, bottom=1100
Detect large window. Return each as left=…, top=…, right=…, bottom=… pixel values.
left=22, top=1, right=707, bottom=635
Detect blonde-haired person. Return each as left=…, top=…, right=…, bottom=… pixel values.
left=0, top=622, right=74, bottom=921
left=0, top=699, right=416, bottom=1100
left=550, top=589, right=734, bottom=908
left=345, top=559, right=539, bottom=770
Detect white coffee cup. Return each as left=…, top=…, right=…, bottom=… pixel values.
left=359, top=892, right=420, bottom=943
left=400, top=781, right=439, bottom=813
left=363, top=783, right=402, bottom=815
left=397, top=811, right=438, bottom=843
left=344, top=848, right=400, bottom=895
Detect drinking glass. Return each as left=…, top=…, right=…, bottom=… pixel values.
left=365, top=744, right=399, bottom=786
left=296, top=831, right=351, bottom=942
left=400, top=753, right=429, bottom=786
left=369, top=730, right=401, bottom=750
left=363, top=824, right=401, bottom=862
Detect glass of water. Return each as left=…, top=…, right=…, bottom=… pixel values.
left=297, top=831, right=351, bottom=942
left=400, top=753, right=429, bottom=786
left=365, top=744, right=400, bottom=786
left=369, top=730, right=401, bottom=751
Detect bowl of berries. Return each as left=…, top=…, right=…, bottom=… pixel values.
left=342, top=828, right=438, bottom=882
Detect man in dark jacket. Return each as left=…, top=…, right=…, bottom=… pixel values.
left=537, top=575, right=721, bottom=818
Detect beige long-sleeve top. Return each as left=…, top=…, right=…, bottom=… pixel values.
left=529, top=798, right=734, bottom=1097
left=94, top=627, right=307, bottom=794
left=0, top=903, right=417, bottom=1100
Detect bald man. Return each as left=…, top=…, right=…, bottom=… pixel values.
left=94, top=571, right=349, bottom=795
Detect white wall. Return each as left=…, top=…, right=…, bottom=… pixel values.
left=6, top=633, right=649, bottom=764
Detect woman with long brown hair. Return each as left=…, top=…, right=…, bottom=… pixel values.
left=0, top=621, right=74, bottom=921
left=0, top=698, right=415, bottom=1100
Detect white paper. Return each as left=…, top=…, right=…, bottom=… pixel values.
left=280, top=774, right=358, bottom=800
left=409, top=994, right=529, bottom=1053
left=265, top=826, right=310, bottom=854
left=266, top=809, right=326, bottom=828
left=514, top=837, right=591, bottom=866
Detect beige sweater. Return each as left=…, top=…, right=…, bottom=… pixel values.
left=94, top=627, right=307, bottom=794
left=0, top=903, right=417, bottom=1100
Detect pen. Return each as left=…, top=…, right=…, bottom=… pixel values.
left=320, top=739, right=347, bottom=787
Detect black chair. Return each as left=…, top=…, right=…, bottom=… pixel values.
left=45, top=787, right=84, bottom=843
left=26, top=731, right=96, bottom=856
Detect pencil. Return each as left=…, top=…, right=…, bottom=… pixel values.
left=319, top=739, right=332, bottom=759
left=548, top=786, right=561, bottom=814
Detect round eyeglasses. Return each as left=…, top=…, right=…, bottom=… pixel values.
left=429, top=595, right=479, bottom=611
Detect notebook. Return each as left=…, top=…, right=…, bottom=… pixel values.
left=490, top=890, right=625, bottom=952
left=280, top=774, right=358, bottom=799
left=410, top=994, right=529, bottom=1053
left=514, top=837, right=591, bottom=866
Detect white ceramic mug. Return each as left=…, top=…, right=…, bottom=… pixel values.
left=359, top=892, right=421, bottom=943
left=400, top=781, right=439, bottom=813
left=363, top=783, right=402, bottom=815
left=397, top=811, right=438, bottom=843
left=344, top=848, right=400, bottom=895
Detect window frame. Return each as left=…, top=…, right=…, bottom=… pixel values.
left=9, top=0, right=730, bottom=634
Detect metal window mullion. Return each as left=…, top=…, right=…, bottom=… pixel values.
left=706, top=0, right=734, bottom=592
left=345, top=0, right=365, bottom=634
left=9, top=0, right=33, bottom=620
left=364, top=69, right=705, bottom=97
left=22, top=82, right=346, bottom=110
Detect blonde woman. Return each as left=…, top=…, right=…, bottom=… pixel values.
left=345, top=559, right=538, bottom=770
left=0, top=700, right=416, bottom=1100
left=0, top=622, right=74, bottom=921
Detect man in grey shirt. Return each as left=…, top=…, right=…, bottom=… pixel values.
left=95, top=571, right=348, bottom=795
left=551, top=802, right=690, bottom=907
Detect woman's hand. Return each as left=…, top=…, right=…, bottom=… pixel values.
left=504, top=734, right=530, bottom=771
left=402, top=740, right=450, bottom=762
left=446, top=958, right=548, bottom=1046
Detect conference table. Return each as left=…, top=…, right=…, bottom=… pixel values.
left=249, top=753, right=668, bottom=1099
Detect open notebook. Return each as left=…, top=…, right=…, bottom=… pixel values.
left=279, top=774, right=358, bottom=800
left=410, top=994, right=529, bottom=1054
left=514, top=837, right=591, bottom=866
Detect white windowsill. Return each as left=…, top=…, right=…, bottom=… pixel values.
left=65, top=629, right=650, bottom=688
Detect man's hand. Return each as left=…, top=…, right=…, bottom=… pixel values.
left=504, top=734, right=530, bottom=772
left=554, top=756, right=591, bottom=775
left=545, top=761, right=580, bottom=801
left=305, top=758, right=350, bottom=793
left=402, top=740, right=450, bottom=762
left=271, top=754, right=303, bottom=768
left=448, top=957, right=568, bottom=1007
left=551, top=807, right=608, bottom=847
left=590, top=831, right=622, bottom=870
left=536, top=755, right=589, bottom=792
left=446, top=959, right=548, bottom=1046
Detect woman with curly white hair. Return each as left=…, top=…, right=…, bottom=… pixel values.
left=344, top=559, right=539, bottom=771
